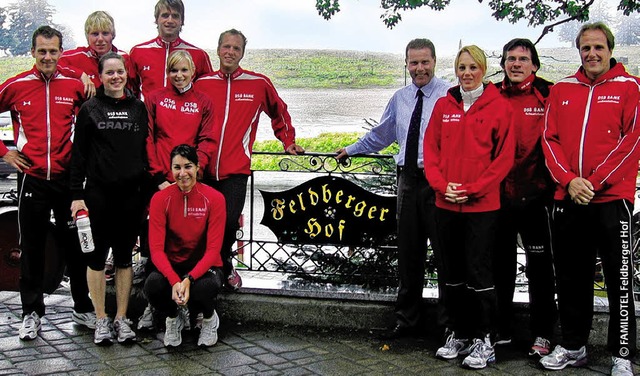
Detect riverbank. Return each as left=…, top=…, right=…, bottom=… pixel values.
left=1, top=46, right=639, bottom=89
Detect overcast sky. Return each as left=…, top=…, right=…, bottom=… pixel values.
left=4, top=0, right=615, bottom=57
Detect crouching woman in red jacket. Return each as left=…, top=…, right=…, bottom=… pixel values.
left=424, top=45, right=515, bottom=369
left=144, top=144, right=226, bottom=347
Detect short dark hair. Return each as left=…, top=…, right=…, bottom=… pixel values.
left=98, top=52, right=126, bottom=74
left=170, top=144, right=198, bottom=166
left=500, top=38, right=540, bottom=69
left=405, top=38, right=436, bottom=60
left=218, top=28, right=247, bottom=51
left=575, top=21, right=615, bottom=51
left=155, top=0, right=185, bottom=24
left=31, top=25, right=63, bottom=50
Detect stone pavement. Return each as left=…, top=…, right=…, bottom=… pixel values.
left=0, top=291, right=637, bottom=375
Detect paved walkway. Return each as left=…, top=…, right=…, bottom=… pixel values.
left=0, top=291, right=634, bottom=375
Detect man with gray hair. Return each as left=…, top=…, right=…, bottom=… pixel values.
left=337, top=38, right=450, bottom=339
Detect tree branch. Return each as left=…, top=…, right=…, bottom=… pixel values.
left=533, top=0, right=595, bottom=44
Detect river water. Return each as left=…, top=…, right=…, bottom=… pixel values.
left=255, top=87, right=400, bottom=141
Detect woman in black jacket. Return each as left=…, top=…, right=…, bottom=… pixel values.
left=70, top=52, right=148, bottom=346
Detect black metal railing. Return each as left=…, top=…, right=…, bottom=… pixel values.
left=236, top=152, right=519, bottom=292
left=235, top=152, right=640, bottom=301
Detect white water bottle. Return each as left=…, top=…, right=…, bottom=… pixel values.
left=76, top=209, right=95, bottom=253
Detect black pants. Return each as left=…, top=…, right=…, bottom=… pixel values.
left=436, top=208, right=498, bottom=339
left=395, top=168, right=444, bottom=329
left=18, top=174, right=93, bottom=317
left=203, top=175, right=248, bottom=277
left=493, top=198, right=557, bottom=339
left=143, top=268, right=223, bottom=318
left=84, top=181, right=143, bottom=270
left=552, top=199, right=636, bottom=359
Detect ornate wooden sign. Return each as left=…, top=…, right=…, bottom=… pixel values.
left=260, top=176, right=396, bottom=246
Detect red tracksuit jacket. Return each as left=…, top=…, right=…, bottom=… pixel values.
left=145, top=84, right=215, bottom=186
left=0, top=66, right=84, bottom=180
left=498, top=74, right=555, bottom=204
left=129, top=36, right=213, bottom=101
left=424, top=83, right=515, bottom=212
left=194, top=67, right=297, bottom=180
left=542, top=60, right=640, bottom=203
left=59, top=45, right=135, bottom=93
left=148, top=182, right=226, bottom=286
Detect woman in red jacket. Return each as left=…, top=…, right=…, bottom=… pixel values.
left=144, top=144, right=226, bottom=348
left=424, top=45, right=515, bottom=370
left=145, top=50, right=215, bottom=191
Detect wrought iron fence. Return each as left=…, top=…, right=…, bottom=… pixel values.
left=235, top=151, right=517, bottom=292
left=233, top=151, right=640, bottom=300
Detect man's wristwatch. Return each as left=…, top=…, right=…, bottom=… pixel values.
left=184, top=274, right=195, bottom=284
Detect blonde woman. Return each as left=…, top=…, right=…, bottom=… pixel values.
left=423, top=45, right=515, bottom=369
left=145, top=50, right=215, bottom=191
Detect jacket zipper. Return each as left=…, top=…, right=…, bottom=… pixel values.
left=215, top=74, right=232, bottom=181
left=183, top=194, right=187, bottom=217
left=579, top=84, right=597, bottom=177
left=45, top=77, right=51, bottom=180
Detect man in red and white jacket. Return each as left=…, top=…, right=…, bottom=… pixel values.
left=493, top=38, right=557, bottom=357
left=195, top=28, right=304, bottom=288
left=540, top=22, right=640, bottom=374
left=129, top=0, right=212, bottom=101
left=0, top=26, right=94, bottom=341
left=59, top=10, right=134, bottom=96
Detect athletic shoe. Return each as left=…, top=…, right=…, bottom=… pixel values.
left=436, top=332, right=469, bottom=359
left=164, top=315, right=184, bottom=347
left=72, top=310, right=96, bottom=329
left=19, top=312, right=41, bottom=341
left=529, top=337, right=551, bottom=357
left=114, top=317, right=136, bottom=344
left=94, top=317, right=114, bottom=346
left=227, top=268, right=243, bottom=290
left=137, top=304, right=154, bottom=330
left=493, top=333, right=512, bottom=346
left=194, top=312, right=204, bottom=330
left=197, top=310, right=219, bottom=347
left=179, top=305, right=191, bottom=331
left=540, top=345, right=587, bottom=370
left=104, top=252, right=115, bottom=284
left=611, top=356, right=634, bottom=376
left=462, top=336, right=495, bottom=369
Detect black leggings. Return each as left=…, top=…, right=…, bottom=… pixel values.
left=143, top=268, right=223, bottom=318
left=84, top=182, right=143, bottom=270
left=203, top=175, right=248, bottom=277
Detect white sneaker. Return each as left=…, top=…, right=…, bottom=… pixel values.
left=612, top=356, right=634, bottom=376
left=540, top=345, right=587, bottom=370
left=164, top=315, right=184, bottom=347
left=114, top=317, right=136, bottom=343
left=94, top=317, right=114, bottom=346
left=72, top=310, right=96, bottom=329
left=462, top=336, right=495, bottom=369
left=436, top=331, right=469, bottom=359
left=198, top=310, right=219, bottom=347
left=137, top=304, right=154, bottom=330
left=19, top=312, right=41, bottom=340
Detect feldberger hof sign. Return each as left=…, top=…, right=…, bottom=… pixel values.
left=260, top=176, right=397, bottom=246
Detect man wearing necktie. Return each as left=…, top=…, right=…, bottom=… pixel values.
left=337, top=38, right=451, bottom=339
